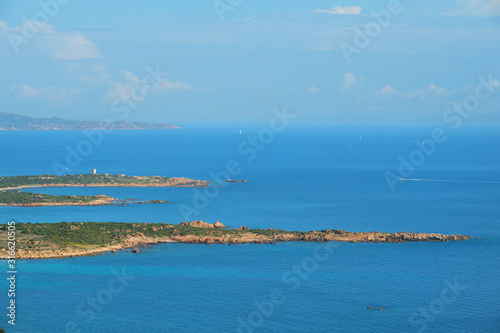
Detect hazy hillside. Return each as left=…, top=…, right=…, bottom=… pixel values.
left=0, top=112, right=181, bottom=130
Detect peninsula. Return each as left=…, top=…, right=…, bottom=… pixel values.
left=0, top=191, right=116, bottom=207
left=0, top=112, right=180, bottom=130
left=0, top=221, right=471, bottom=260
left=0, top=173, right=209, bottom=206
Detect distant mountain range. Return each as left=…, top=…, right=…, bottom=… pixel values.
left=0, top=112, right=180, bottom=130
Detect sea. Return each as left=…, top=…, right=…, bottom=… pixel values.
left=0, top=124, right=499, bottom=333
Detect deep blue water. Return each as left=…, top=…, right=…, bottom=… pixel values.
left=0, top=124, right=499, bottom=332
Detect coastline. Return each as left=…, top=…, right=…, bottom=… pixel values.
left=0, top=175, right=209, bottom=206
left=0, top=177, right=210, bottom=192
left=0, top=221, right=471, bottom=260
left=0, top=195, right=116, bottom=207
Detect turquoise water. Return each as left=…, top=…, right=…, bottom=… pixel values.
left=1, top=125, right=499, bottom=332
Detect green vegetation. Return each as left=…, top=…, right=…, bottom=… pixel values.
left=0, top=222, right=297, bottom=249
left=0, top=222, right=470, bottom=259
left=0, top=191, right=104, bottom=205
left=0, top=173, right=206, bottom=206
left=0, top=174, right=176, bottom=189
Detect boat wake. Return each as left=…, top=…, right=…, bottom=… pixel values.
left=399, top=178, right=500, bottom=184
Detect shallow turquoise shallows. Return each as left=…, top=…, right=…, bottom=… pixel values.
left=0, top=124, right=499, bottom=332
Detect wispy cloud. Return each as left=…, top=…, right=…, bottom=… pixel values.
left=340, top=72, right=363, bottom=93
left=104, top=81, right=135, bottom=103
left=312, top=6, right=362, bottom=15
left=13, top=84, right=81, bottom=104
left=66, top=63, right=109, bottom=85
left=0, top=19, right=102, bottom=60
left=406, top=83, right=447, bottom=100
left=490, top=78, right=500, bottom=87
left=380, top=84, right=397, bottom=95
left=443, top=0, right=500, bottom=16
left=370, top=83, right=449, bottom=100
left=308, top=85, right=320, bottom=93
left=0, top=20, right=9, bottom=33
left=157, top=79, right=191, bottom=91
left=52, top=34, right=103, bottom=61
left=104, top=70, right=191, bottom=103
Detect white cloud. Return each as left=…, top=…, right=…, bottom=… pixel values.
left=406, top=84, right=448, bottom=100
left=157, top=78, right=191, bottom=91
left=342, top=73, right=357, bottom=88
left=104, top=70, right=143, bottom=102
left=308, top=85, right=320, bottom=93
left=66, top=63, right=109, bottom=84
left=427, top=83, right=447, bottom=95
left=489, top=78, right=500, bottom=87
left=52, top=33, right=103, bottom=60
left=74, top=76, right=93, bottom=84
left=119, top=70, right=141, bottom=86
left=340, top=72, right=363, bottom=93
left=0, top=20, right=102, bottom=60
left=0, top=20, right=8, bottom=33
left=14, top=84, right=80, bottom=103
left=18, top=84, right=41, bottom=98
left=312, top=6, right=362, bottom=15
left=380, top=84, right=397, bottom=95
left=104, top=82, right=135, bottom=102
left=104, top=70, right=191, bottom=102
left=443, top=0, right=500, bottom=16
left=369, top=83, right=453, bottom=99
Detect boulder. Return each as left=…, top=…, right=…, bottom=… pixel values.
left=236, top=226, right=249, bottom=231
left=214, top=221, right=225, bottom=229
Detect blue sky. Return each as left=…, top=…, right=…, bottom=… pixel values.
left=0, top=0, right=499, bottom=125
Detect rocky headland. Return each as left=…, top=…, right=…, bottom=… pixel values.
left=0, top=221, right=471, bottom=260
left=0, top=174, right=209, bottom=206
